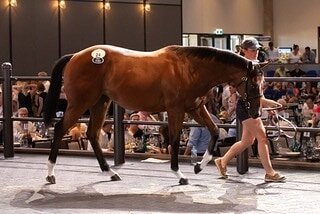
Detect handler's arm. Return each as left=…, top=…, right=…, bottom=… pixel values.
left=260, top=96, right=282, bottom=108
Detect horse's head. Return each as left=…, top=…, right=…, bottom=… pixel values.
left=235, top=61, right=264, bottom=119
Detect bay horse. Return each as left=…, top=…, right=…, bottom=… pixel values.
left=44, top=45, right=263, bottom=185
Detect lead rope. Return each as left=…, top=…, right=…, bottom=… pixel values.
left=268, top=109, right=297, bottom=141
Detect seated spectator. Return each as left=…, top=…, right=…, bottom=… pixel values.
left=13, top=107, right=39, bottom=147
left=127, top=113, right=144, bottom=139
left=286, top=81, right=300, bottom=97
left=288, top=44, right=302, bottom=63
left=137, top=111, right=157, bottom=132
left=301, top=96, right=316, bottom=126
left=69, top=123, right=87, bottom=142
left=263, top=82, right=275, bottom=100
left=286, top=63, right=306, bottom=89
left=301, top=82, right=318, bottom=99
left=312, top=98, right=320, bottom=127
left=301, top=46, right=316, bottom=63
left=274, top=65, right=288, bottom=77
left=286, top=88, right=299, bottom=103
left=87, top=121, right=113, bottom=151
left=272, top=82, right=287, bottom=101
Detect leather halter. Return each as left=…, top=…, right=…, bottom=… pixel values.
left=236, top=69, right=263, bottom=117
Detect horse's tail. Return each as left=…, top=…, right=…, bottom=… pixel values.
left=44, top=54, right=73, bottom=125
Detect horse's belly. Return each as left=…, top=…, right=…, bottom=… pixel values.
left=108, top=91, right=166, bottom=112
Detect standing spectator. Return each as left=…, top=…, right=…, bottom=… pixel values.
left=17, top=82, right=33, bottom=117
left=37, top=71, right=50, bottom=93
left=266, top=42, right=279, bottom=63
left=301, top=47, right=316, bottom=63
left=234, top=45, right=242, bottom=54
left=184, top=114, right=224, bottom=156
left=257, top=43, right=268, bottom=62
left=32, top=82, right=47, bottom=117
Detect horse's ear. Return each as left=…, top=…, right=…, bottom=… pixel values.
left=259, top=61, right=269, bottom=69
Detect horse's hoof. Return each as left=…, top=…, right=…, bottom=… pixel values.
left=46, top=175, right=56, bottom=184
left=111, top=174, right=122, bottom=181
left=194, top=163, right=202, bottom=174
left=179, top=178, right=189, bottom=185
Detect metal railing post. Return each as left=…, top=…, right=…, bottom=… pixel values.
left=236, top=117, right=248, bottom=174
left=2, top=63, right=14, bottom=158
left=113, top=103, right=125, bottom=165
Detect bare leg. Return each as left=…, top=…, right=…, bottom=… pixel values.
left=219, top=118, right=276, bottom=176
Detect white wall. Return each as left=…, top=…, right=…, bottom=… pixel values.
left=273, top=0, right=320, bottom=52
left=183, top=0, right=264, bottom=34
left=183, top=0, right=320, bottom=61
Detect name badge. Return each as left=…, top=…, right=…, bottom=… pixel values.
left=91, top=49, right=106, bottom=64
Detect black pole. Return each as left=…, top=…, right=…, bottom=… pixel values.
left=143, top=0, right=147, bottom=51
left=58, top=0, right=62, bottom=58
left=236, top=119, right=248, bottom=174
left=2, top=63, right=14, bottom=158
left=113, top=103, right=125, bottom=165
left=102, top=0, right=106, bottom=44
left=8, top=2, right=13, bottom=63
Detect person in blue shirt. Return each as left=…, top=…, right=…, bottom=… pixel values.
left=184, top=114, right=223, bottom=156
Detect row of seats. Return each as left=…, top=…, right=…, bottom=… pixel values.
left=265, top=70, right=320, bottom=77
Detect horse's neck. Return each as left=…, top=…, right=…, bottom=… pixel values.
left=197, top=62, right=244, bottom=88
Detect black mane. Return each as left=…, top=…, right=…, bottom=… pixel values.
left=168, top=46, right=248, bottom=69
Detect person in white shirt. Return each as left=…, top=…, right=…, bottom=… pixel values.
left=266, top=42, right=279, bottom=63
left=288, top=44, right=302, bottom=63
left=87, top=122, right=113, bottom=151
left=13, top=107, right=39, bottom=147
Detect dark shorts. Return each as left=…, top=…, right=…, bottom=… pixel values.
left=236, top=99, right=250, bottom=123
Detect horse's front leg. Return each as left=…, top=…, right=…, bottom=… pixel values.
left=188, top=105, right=219, bottom=174
left=167, top=110, right=188, bottom=185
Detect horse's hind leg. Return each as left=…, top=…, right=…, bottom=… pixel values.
left=167, top=109, right=188, bottom=185
left=188, top=105, right=219, bottom=174
left=87, top=96, right=121, bottom=181
left=47, top=107, right=85, bottom=184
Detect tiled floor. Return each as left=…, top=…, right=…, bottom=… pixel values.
left=0, top=153, right=319, bottom=213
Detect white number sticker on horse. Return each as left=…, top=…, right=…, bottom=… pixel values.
left=91, top=49, right=106, bottom=64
